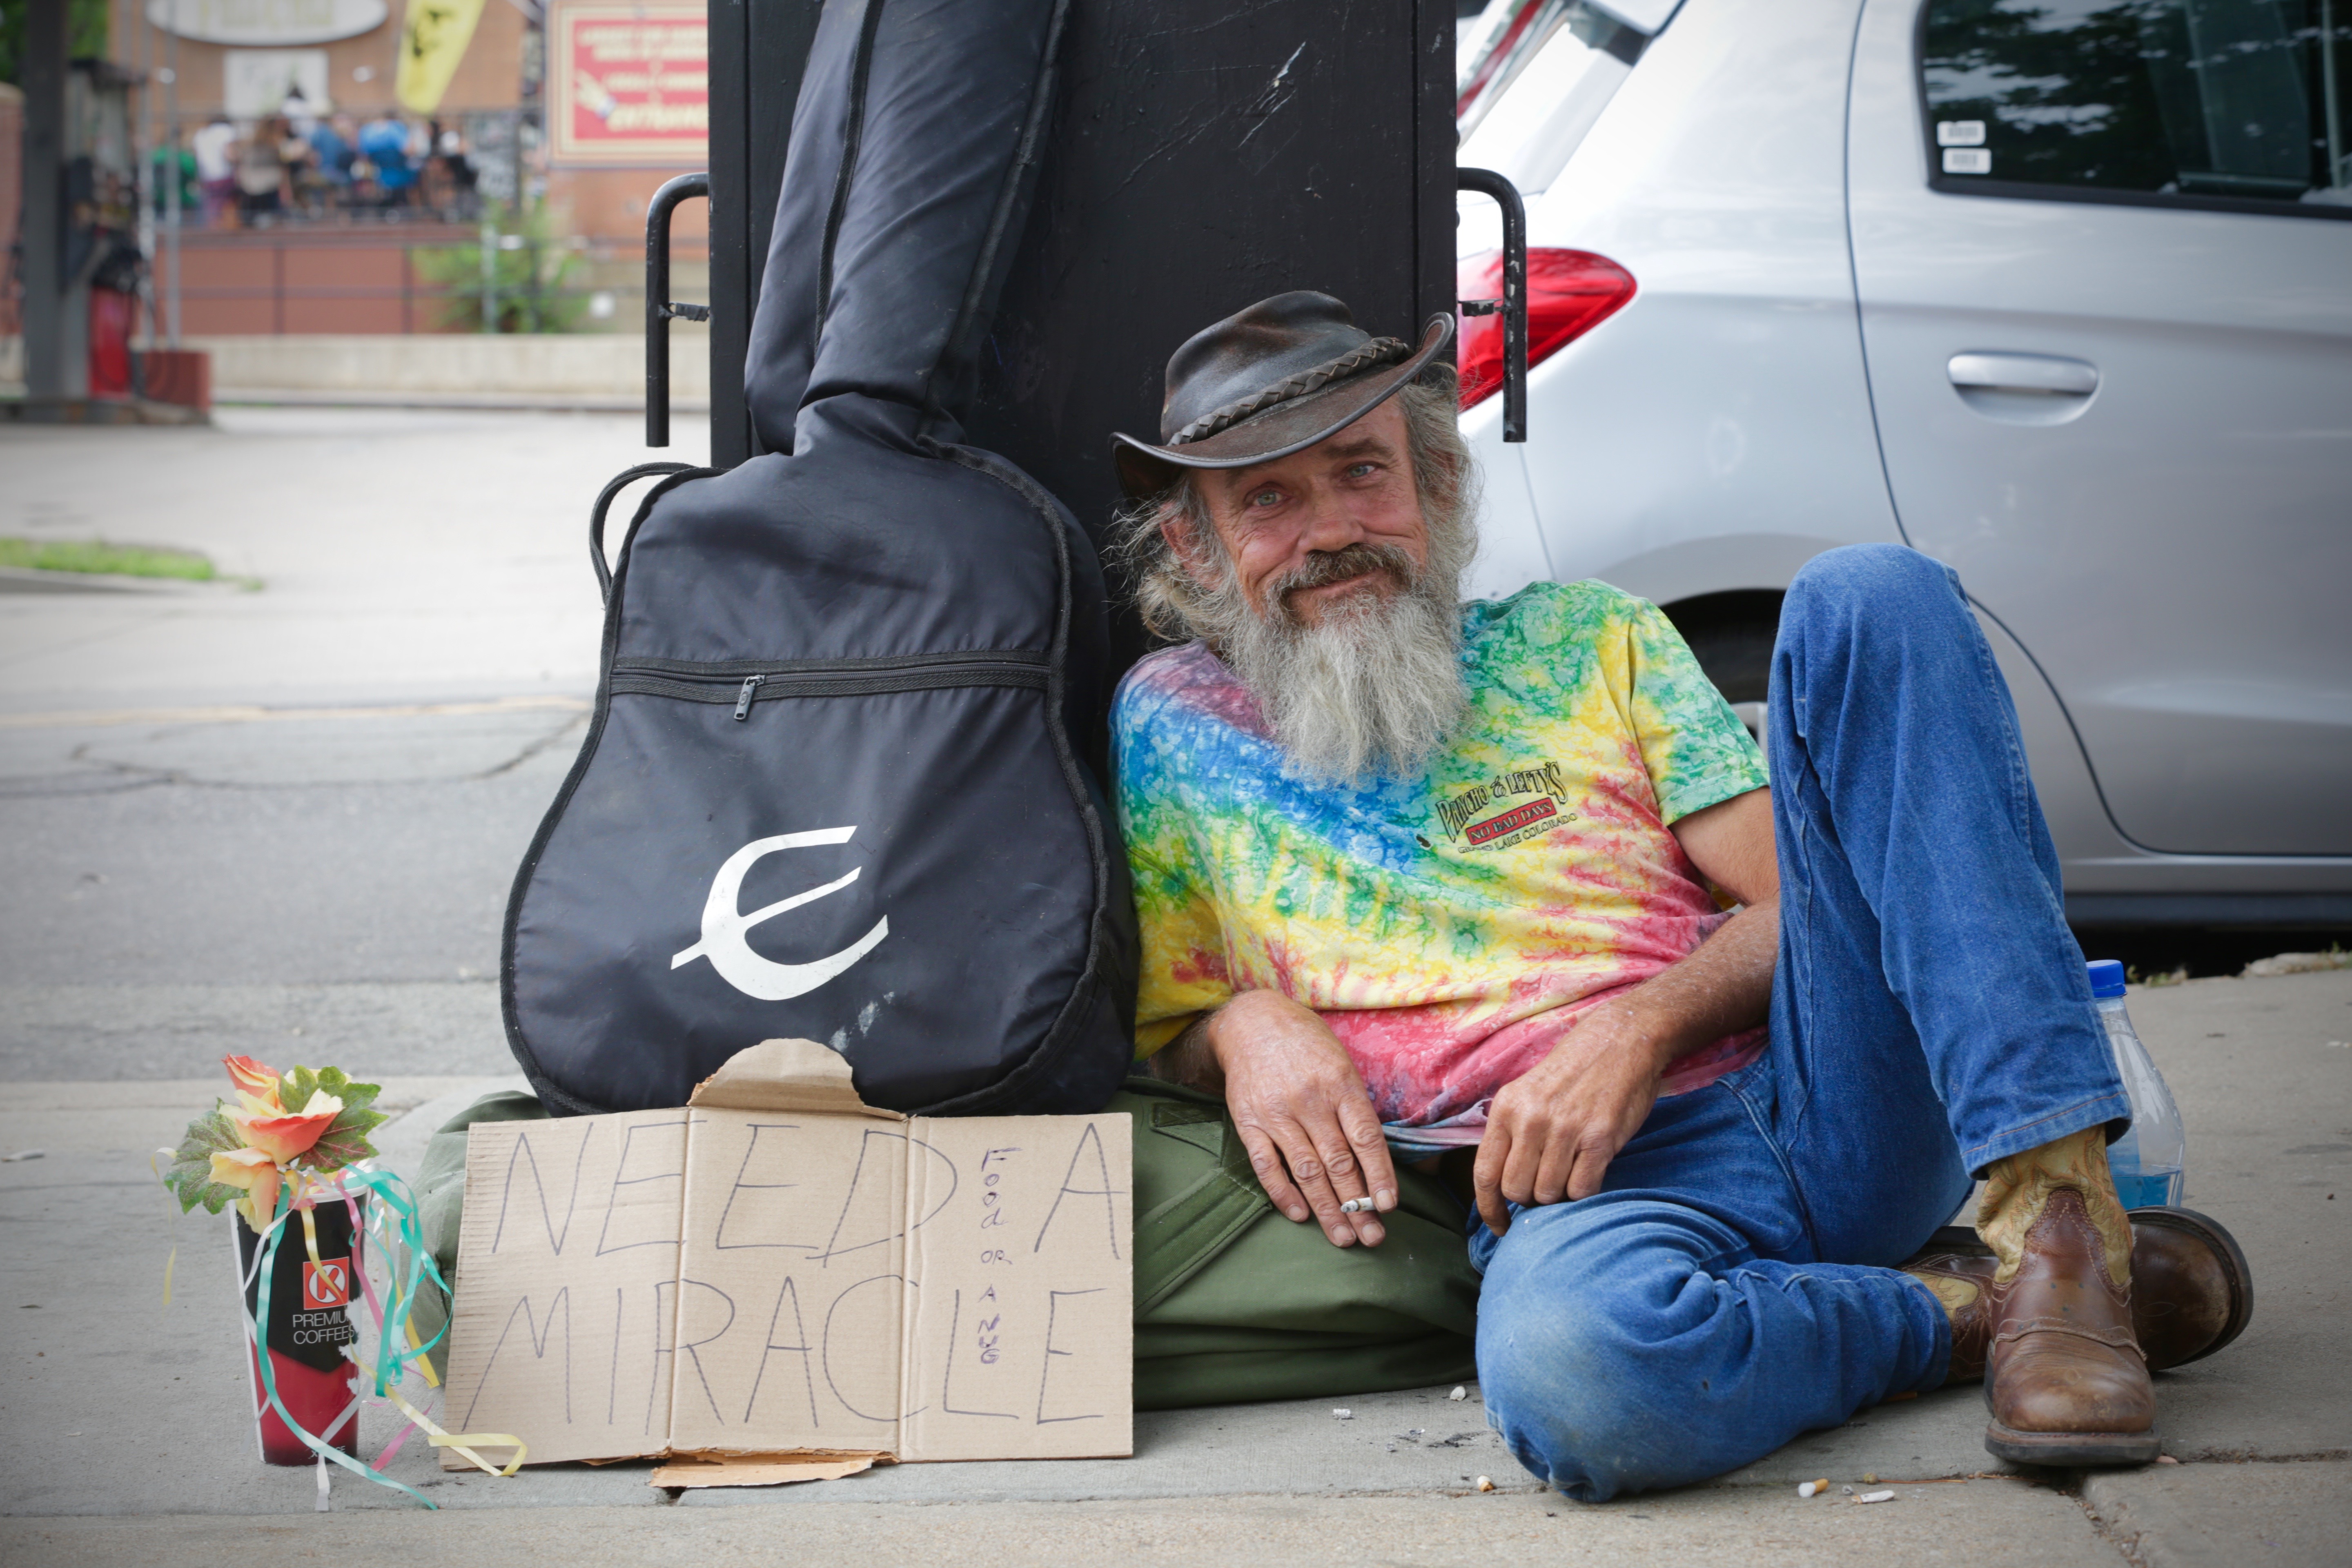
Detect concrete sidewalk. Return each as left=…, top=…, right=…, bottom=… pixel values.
left=2, top=970, right=2345, bottom=1564
left=0, top=407, right=693, bottom=714
left=192, top=332, right=714, bottom=411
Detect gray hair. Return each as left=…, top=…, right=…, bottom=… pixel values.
left=1111, top=369, right=1478, bottom=644
left=1110, top=369, right=1482, bottom=782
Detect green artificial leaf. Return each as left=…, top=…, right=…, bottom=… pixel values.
left=281, top=1064, right=321, bottom=1112
left=305, top=1064, right=382, bottom=1116
left=163, top=1106, right=249, bottom=1214
left=302, top=1104, right=390, bottom=1173
left=172, top=1106, right=241, bottom=1163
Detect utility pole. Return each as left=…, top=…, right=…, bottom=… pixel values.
left=135, top=0, right=154, bottom=352
left=22, top=0, right=74, bottom=397
left=481, top=212, right=498, bottom=332
left=166, top=16, right=181, bottom=345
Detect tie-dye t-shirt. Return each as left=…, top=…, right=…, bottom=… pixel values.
left=1113, top=580, right=1772, bottom=1157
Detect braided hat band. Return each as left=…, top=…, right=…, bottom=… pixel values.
left=1165, top=336, right=1414, bottom=448
left=1111, top=296, right=1455, bottom=500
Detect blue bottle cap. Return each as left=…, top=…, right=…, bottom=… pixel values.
left=2087, top=959, right=2127, bottom=998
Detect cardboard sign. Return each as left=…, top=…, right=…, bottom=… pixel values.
left=442, top=1041, right=1131, bottom=1468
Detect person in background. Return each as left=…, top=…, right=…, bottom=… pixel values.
left=149, top=132, right=199, bottom=221
left=436, top=125, right=479, bottom=218
left=281, top=86, right=319, bottom=138
left=190, top=113, right=238, bottom=228
left=278, top=114, right=323, bottom=217
left=346, top=116, right=381, bottom=206
left=359, top=113, right=416, bottom=210
left=310, top=115, right=356, bottom=209
left=234, top=118, right=287, bottom=223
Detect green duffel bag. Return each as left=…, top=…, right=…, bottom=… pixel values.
left=406, top=1078, right=1480, bottom=1408
left=1116, top=1077, right=1479, bottom=1410
left=404, top=1088, right=548, bottom=1378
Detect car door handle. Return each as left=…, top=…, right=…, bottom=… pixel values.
left=1947, top=352, right=2099, bottom=396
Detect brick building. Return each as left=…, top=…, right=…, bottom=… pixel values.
left=115, top=0, right=706, bottom=336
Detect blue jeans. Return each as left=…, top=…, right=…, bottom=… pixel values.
left=1471, top=544, right=2131, bottom=1502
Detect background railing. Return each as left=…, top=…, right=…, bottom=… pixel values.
left=129, top=227, right=707, bottom=337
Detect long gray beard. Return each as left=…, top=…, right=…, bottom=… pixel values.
left=1221, top=551, right=1470, bottom=784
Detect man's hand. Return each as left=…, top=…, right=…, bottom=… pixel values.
left=1185, top=990, right=1399, bottom=1247
left=1473, top=786, right=1782, bottom=1236
left=1472, top=1000, right=1677, bottom=1235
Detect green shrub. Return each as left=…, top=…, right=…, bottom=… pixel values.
left=0, top=0, right=111, bottom=86
left=413, top=199, right=588, bottom=335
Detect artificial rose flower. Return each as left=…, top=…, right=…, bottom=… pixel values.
left=223, top=1056, right=282, bottom=1112
left=232, top=1089, right=344, bottom=1165
left=211, top=1145, right=282, bottom=1231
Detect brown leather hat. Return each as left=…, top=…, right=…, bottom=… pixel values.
left=1112, top=291, right=1455, bottom=501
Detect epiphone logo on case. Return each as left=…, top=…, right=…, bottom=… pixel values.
left=670, top=827, right=889, bottom=1000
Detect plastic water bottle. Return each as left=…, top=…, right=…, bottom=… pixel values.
left=2087, top=960, right=2185, bottom=1209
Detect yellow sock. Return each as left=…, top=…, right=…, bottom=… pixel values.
left=1976, top=1126, right=2132, bottom=1290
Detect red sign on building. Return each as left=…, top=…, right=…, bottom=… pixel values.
left=549, top=2, right=708, bottom=166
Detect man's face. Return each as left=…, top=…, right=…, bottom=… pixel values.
left=1143, top=393, right=1473, bottom=782
left=1168, top=400, right=1425, bottom=628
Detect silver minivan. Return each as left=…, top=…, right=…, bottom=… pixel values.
left=1451, top=0, right=2352, bottom=924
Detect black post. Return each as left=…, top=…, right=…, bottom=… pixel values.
left=699, top=0, right=1458, bottom=499
left=1455, top=167, right=1526, bottom=443
left=704, top=0, right=825, bottom=468
left=22, top=0, right=71, bottom=398
left=1414, top=0, right=1457, bottom=331
left=705, top=0, right=751, bottom=465
left=645, top=171, right=710, bottom=448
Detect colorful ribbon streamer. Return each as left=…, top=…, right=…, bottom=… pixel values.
left=236, top=1164, right=519, bottom=1508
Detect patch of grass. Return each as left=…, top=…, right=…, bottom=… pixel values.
left=0, top=537, right=216, bottom=581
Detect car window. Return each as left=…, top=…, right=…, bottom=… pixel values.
left=1920, top=0, right=2352, bottom=217
left=1458, top=0, right=1651, bottom=196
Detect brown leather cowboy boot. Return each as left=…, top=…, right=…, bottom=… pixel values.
left=1904, top=1205, right=2254, bottom=1383
left=1964, top=1128, right=2160, bottom=1465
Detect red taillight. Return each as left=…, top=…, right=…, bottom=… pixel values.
left=1455, top=248, right=1637, bottom=412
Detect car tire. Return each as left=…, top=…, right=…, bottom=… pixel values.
left=1678, top=620, right=1774, bottom=706
left=1662, top=591, right=1781, bottom=758
left=1661, top=590, right=1780, bottom=705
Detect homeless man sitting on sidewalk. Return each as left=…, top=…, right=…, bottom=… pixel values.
left=1105, top=291, right=2252, bottom=1502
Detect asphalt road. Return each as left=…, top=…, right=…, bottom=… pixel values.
left=1, top=409, right=690, bottom=1079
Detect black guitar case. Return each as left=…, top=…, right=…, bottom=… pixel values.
left=501, top=0, right=1135, bottom=1117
